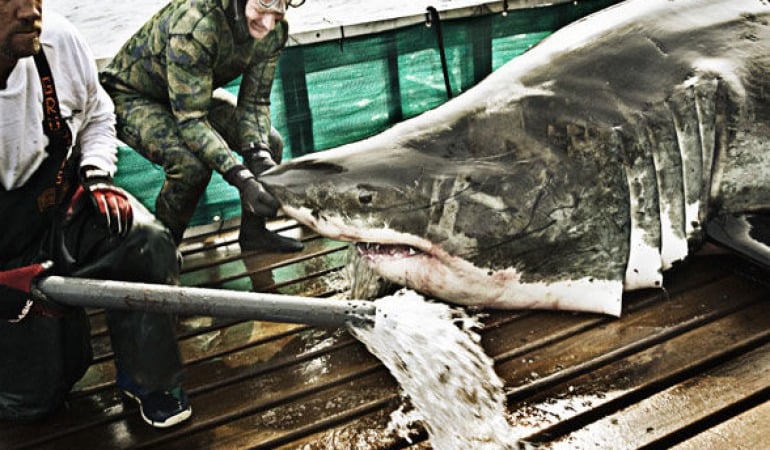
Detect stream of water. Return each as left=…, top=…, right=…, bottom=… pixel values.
left=338, top=250, right=521, bottom=449
left=350, top=290, right=520, bottom=449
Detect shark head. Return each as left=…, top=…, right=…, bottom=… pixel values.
left=261, top=94, right=630, bottom=315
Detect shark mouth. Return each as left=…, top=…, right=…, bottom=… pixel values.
left=278, top=205, right=437, bottom=261
left=356, top=242, right=423, bottom=259
left=278, top=205, right=623, bottom=315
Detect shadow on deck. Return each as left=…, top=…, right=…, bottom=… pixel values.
left=2, top=216, right=769, bottom=449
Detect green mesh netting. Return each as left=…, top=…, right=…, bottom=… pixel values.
left=114, top=0, right=620, bottom=227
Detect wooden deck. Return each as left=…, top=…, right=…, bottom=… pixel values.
left=2, top=216, right=769, bottom=449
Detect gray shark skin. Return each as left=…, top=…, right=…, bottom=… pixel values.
left=260, top=0, right=770, bottom=316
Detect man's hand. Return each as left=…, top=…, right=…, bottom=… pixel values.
left=224, top=165, right=280, bottom=217
left=0, top=262, right=67, bottom=321
left=0, top=262, right=51, bottom=293
left=72, top=166, right=133, bottom=236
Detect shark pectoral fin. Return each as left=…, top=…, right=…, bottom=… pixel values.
left=706, top=213, right=770, bottom=269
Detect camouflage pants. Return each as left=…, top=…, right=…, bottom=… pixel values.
left=106, top=88, right=283, bottom=244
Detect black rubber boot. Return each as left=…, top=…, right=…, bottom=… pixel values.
left=239, top=213, right=304, bottom=253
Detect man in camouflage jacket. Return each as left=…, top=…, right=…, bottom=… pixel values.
left=100, top=0, right=304, bottom=252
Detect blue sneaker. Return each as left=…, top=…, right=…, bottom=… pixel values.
left=116, top=372, right=192, bottom=428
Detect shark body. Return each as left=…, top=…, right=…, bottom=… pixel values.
left=261, top=0, right=770, bottom=315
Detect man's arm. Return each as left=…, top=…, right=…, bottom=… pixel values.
left=57, top=17, right=131, bottom=235
left=166, top=33, right=242, bottom=175
left=235, top=20, right=288, bottom=152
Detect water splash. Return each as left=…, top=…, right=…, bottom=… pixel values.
left=349, top=289, right=520, bottom=449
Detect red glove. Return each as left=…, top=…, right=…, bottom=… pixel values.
left=0, top=262, right=51, bottom=293
left=0, top=261, right=58, bottom=321
left=71, top=166, right=133, bottom=236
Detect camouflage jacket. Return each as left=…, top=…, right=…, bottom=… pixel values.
left=100, top=0, right=288, bottom=174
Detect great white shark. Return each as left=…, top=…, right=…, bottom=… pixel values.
left=260, top=0, right=770, bottom=316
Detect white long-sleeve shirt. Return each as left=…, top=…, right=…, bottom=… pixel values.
left=0, top=11, right=117, bottom=191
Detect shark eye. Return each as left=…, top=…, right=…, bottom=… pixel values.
left=358, top=191, right=373, bottom=205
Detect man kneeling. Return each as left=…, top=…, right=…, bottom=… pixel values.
left=0, top=0, right=191, bottom=428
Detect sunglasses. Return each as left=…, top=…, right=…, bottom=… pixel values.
left=257, top=0, right=305, bottom=8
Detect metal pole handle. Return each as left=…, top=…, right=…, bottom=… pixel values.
left=33, top=276, right=376, bottom=328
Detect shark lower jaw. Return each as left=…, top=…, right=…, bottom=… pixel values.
left=356, top=243, right=478, bottom=300
left=357, top=242, right=624, bottom=317
left=279, top=205, right=623, bottom=315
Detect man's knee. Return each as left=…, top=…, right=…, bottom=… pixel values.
left=62, top=198, right=180, bottom=284
left=121, top=206, right=180, bottom=284
left=164, top=151, right=212, bottom=192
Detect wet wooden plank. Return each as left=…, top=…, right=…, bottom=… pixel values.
left=482, top=257, right=732, bottom=365
left=144, top=371, right=398, bottom=449
left=671, top=399, right=770, bottom=450
left=508, top=299, right=770, bottom=443
left=547, top=342, right=770, bottom=449
left=497, top=273, right=761, bottom=396
left=179, top=217, right=305, bottom=261
left=74, top=320, right=312, bottom=394
left=179, top=238, right=348, bottom=290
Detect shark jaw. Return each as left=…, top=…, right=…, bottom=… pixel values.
left=283, top=205, right=623, bottom=316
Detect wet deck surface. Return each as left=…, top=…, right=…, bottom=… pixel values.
left=3, top=217, right=770, bottom=449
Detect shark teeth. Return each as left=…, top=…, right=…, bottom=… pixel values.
left=357, top=242, right=421, bottom=258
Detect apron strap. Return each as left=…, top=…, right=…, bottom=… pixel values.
left=32, top=49, right=73, bottom=205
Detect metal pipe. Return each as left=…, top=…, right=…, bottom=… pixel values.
left=32, top=276, right=376, bottom=328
